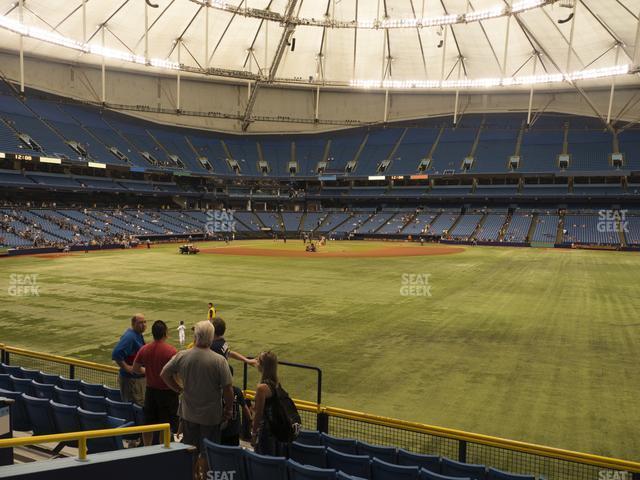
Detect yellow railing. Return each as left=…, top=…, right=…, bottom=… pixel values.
left=2, top=344, right=640, bottom=474
left=0, top=424, right=171, bottom=461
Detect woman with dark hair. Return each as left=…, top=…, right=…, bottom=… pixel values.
left=251, top=351, right=280, bottom=455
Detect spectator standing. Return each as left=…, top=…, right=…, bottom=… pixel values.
left=220, top=366, right=252, bottom=446
left=111, top=314, right=147, bottom=405
left=160, top=321, right=233, bottom=474
left=211, top=317, right=257, bottom=367
left=251, top=351, right=284, bottom=455
left=132, top=320, right=178, bottom=446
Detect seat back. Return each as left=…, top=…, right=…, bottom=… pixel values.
left=0, top=374, right=12, bottom=390
left=31, top=381, right=55, bottom=400
left=203, top=440, right=248, bottom=480
left=58, top=377, right=81, bottom=390
left=80, top=380, right=106, bottom=397
left=296, top=429, right=324, bottom=446
left=105, top=398, right=135, bottom=423
left=40, top=373, right=61, bottom=386
left=77, top=408, right=127, bottom=454
left=244, top=449, right=288, bottom=480
left=419, top=469, right=471, bottom=480
left=487, top=467, right=536, bottom=480
left=22, top=394, right=57, bottom=435
left=289, top=442, right=328, bottom=469
left=397, top=449, right=441, bottom=474
left=326, top=447, right=371, bottom=479
left=371, top=457, right=419, bottom=480
left=441, top=458, right=487, bottom=480
left=2, top=365, right=23, bottom=378
left=132, top=403, right=145, bottom=425
left=357, top=441, right=397, bottom=464
left=54, top=386, right=80, bottom=406
left=10, top=376, right=34, bottom=396
left=79, top=391, right=107, bottom=413
left=104, top=386, right=122, bottom=402
left=50, top=400, right=81, bottom=433
left=321, top=433, right=358, bottom=455
left=287, top=459, right=337, bottom=480
left=0, top=388, right=30, bottom=431
left=336, top=473, right=368, bottom=480
left=19, top=368, right=41, bottom=382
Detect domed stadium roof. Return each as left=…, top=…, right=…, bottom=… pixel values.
left=0, top=0, right=638, bottom=91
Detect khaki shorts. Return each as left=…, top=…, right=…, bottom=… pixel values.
left=118, top=375, right=146, bottom=406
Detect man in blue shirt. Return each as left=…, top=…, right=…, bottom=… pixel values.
left=112, top=313, right=147, bottom=405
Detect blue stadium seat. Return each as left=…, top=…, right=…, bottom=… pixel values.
left=77, top=408, right=130, bottom=454
left=371, top=457, right=419, bottom=480
left=297, top=429, right=324, bottom=446
left=441, top=458, right=487, bottom=480
left=50, top=400, right=81, bottom=434
left=22, top=394, right=57, bottom=435
left=397, top=449, right=441, bottom=473
left=203, top=440, right=248, bottom=480
left=105, top=398, right=135, bottom=424
left=19, top=367, right=41, bottom=382
left=133, top=403, right=145, bottom=424
left=357, top=441, right=397, bottom=464
left=58, top=377, right=81, bottom=390
left=0, top=374, right=11, bottom=390
left=289, top=441, right=328, bottom=468
left=10, top=376, right=34, bottom=396
left=79, top=391, right=107, bottom=413
left=80, top=380, right=106, bottom=397
left=0, top=388, right=31, bottom=431
left=31, top=380, right=55, bottom=399
left=54, top=385, right=80, bottom=406
left=336, top=473, right=368, bottom=480
left=2, top=365, right=23, bottom=377
left=244, top=449, right=288, bottom=480
left=40, top=372, right=61, bottom=386
left=104, top=386, right=123, bottom=402
left=326, top=447, right=371, bottom=479
left=287, top=459, right=337, bottom=480
left=487, top=467, right=536, bottom=480
left=419, top=469, right=470, bottom=480
left=321, top=433, right=358, bottom=455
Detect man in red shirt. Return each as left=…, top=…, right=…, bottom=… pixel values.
left=133, top=320, right=178, bottom=446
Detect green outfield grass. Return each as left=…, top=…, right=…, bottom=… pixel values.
left=0, top=240, right=639, bottom=460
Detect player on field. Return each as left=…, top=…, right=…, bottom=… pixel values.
left=208, top=302, right=216, bottom=320
left=177, top=320, right=186, bottom=346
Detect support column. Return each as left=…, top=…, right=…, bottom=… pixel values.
left=101, top=27, right=106, bottom=104
left=527, top=54, right=538, bottom=126
left=19, top=0, right=24, bottom=94
left=606, top=45, right=621, bottom=124
left=177, top=40, right=181, bottom=112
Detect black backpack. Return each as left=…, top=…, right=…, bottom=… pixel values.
left=264, top=381, right=302, bottom=442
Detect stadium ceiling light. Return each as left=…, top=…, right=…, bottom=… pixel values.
left=351, top=65, right=631, bottom=90
left=191, top=0, right=557, bottom=29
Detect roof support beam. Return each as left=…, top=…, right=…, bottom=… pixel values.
left=527, top=54, right=538, bottom=125
left=87, top=0, right=131, bottom=43
left=409, top=0, right=428, bottom=77
left=579, top=0, right=634, bottom=61
left=268, top=0, right=300, bottom=81
left=634, top=6, right=640, bottom=66
left=18, top=0, right=24, bottom=94
left=606, top=45, right=621, bottom=123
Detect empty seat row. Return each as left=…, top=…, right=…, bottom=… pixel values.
left=205, top=440, right=535, bottom=480
left=0, top=365, right=121, bottom=399
left=0, top=389, right=131, bottom=454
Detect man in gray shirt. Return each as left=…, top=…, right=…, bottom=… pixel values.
left=161, top=320, right=233, bottom=457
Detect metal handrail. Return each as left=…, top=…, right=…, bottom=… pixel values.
left=0, top=424, right=171, bottom=461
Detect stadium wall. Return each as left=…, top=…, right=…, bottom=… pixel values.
left=1, top=51, right=639, bottom=134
